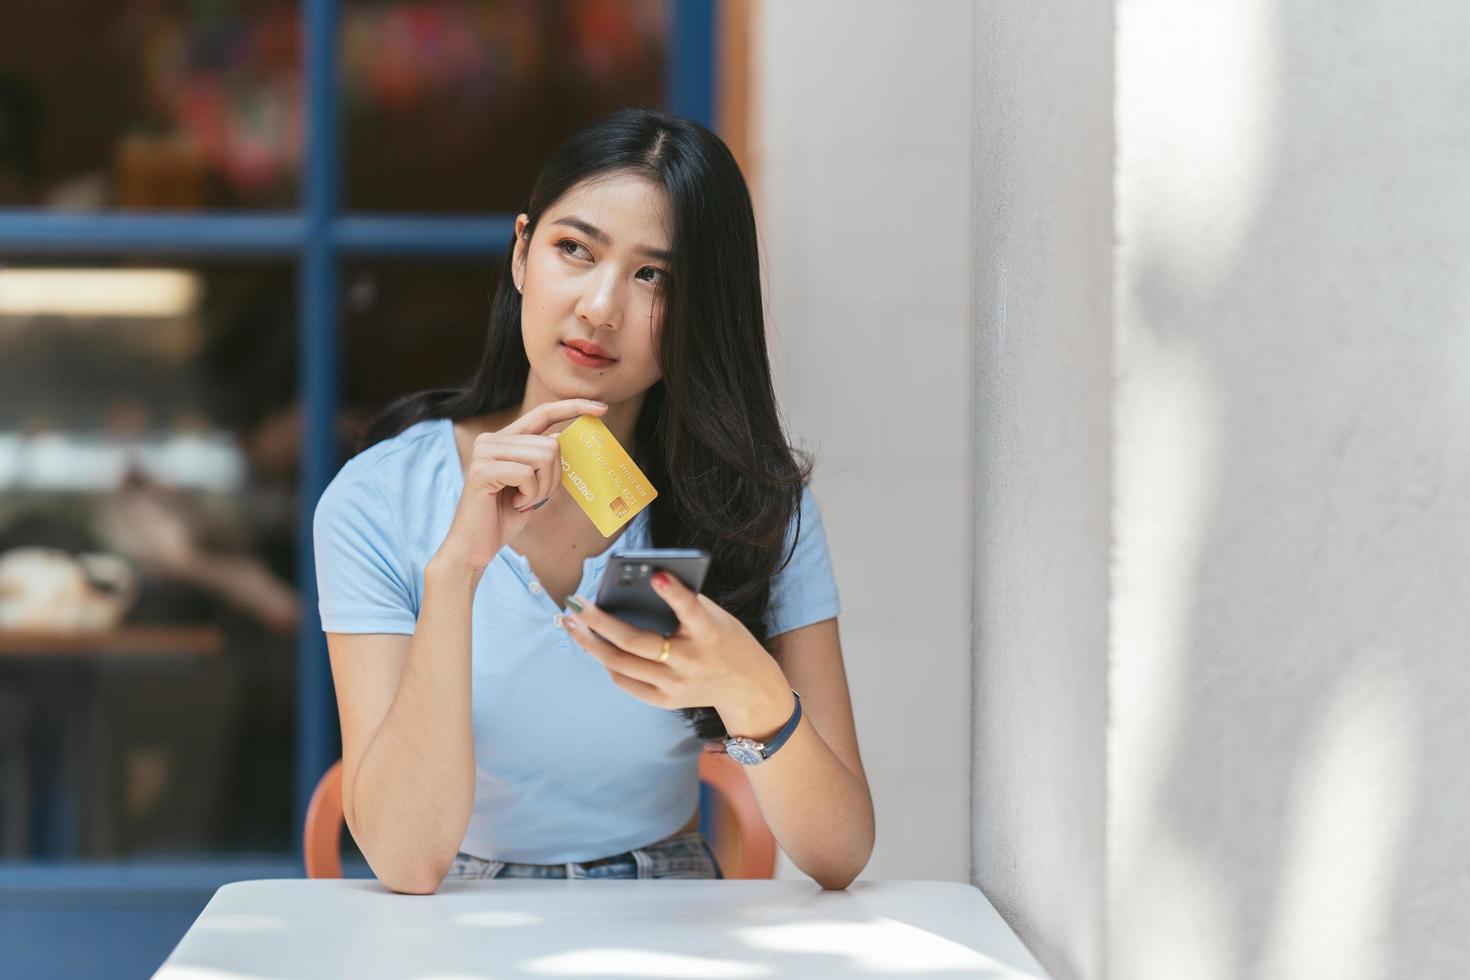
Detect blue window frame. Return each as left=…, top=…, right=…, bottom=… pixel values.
left=0, top=0, right=713, bottom=890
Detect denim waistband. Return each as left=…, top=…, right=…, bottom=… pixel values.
left=448, top=828, right=722, bottom=881
left=579, top=828, right=702, bottom=867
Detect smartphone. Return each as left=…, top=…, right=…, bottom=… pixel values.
left=594, top=548, right=712, bottom=637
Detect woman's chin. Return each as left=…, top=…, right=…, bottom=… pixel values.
left=548, top=381, right=612, bottom=408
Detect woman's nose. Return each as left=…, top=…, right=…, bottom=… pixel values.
left=575, top=268, right=624, bottom=330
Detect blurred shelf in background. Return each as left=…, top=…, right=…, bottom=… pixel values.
left=0, top=626, right=224, bottom=658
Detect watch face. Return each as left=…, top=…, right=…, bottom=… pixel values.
left=726, top=739, right=764, bottom=766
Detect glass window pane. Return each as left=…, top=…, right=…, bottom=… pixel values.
left=0, top=258, right=299, bottom=861
left=343, top=0, right=667, bottom=213
left=340, top=258, right=497, bottom=455
left=0, top=2, right=301, bottom=210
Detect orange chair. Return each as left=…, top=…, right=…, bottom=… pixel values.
left=303, top=750, right=777, bottom=880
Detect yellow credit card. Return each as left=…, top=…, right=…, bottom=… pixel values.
left=556, top=414, right=658, bottom=537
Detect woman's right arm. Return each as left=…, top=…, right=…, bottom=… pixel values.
left=328, top=553, right=482, bottom=894
left=324, top=398, right=607, bottom=894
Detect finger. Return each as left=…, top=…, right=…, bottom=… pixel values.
left=539, top=437, right=563, bottom=508
left=473, top=434, right=558, bottom=499
left=513, top=436, right=562, bottom=509
left=502, top=399, right=607, bottom=437
left=605, top=668, right=674, bottom=709
left=494, top=461, right=541, bottom=510
left=566, top=597, right=665, bottom=660
left=501, top=434, right=560, bottom=509
left=471, top=437, right=557, bottom=508
left=466, top=458, right=535, bottom=499
left=472, top=432, right=557, bottom=454
left=649, top=571, right=710, bottom=632
left=564, top=616, right=669, bottom=684
left=473, top=434, right=560, bottom=507
left=530, top=398, right=607, bottom=436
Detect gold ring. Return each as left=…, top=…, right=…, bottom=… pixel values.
left=658, top=638, right=672, bottom=663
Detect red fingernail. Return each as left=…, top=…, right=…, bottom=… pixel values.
left=652, top=572, right=670, bottom=589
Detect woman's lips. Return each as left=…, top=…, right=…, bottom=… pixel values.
left=561, top=343, right=616, bottom=368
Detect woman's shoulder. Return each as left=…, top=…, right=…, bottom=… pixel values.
left=781, top=484, right=827, bottom=552
left=316, top=418, right=451, bottom=521
left=765, top=481, right=840, bottom=636
left=353, top=416, right=447, bottom=467
left=334, top=418, right=447, bottom=486
left=313, top=421, right=447, bottom=631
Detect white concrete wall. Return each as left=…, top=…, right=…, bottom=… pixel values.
left=972, top=0, right=1470, bottom=978
left=753, top=0, right=976, bottom=883
left=970, top=3, right=1112, bottom=977
left=1110, top=2, right=1470, bottom=977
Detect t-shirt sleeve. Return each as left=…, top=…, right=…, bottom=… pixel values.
left=312, top=460, right=418, bottom=635
left=763, top=484, right=842, bottom=638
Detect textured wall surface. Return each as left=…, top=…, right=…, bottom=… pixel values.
left=970, top=3, right=1113, bottom=978
left=756, top=0, right=977, bottom=882
left=1109, top=2, right=1470, bottom=977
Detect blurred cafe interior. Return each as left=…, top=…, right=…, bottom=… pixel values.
left=0, top=0, right=709, bottom=897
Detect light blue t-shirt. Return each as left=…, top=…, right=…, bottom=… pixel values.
left=311, top=417, right=841, bottom=863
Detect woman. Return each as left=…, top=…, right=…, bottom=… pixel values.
left=313, top=108, right=873, bottom=893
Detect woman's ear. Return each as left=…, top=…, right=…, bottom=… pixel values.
left=511, top=214, right=530, bottom=294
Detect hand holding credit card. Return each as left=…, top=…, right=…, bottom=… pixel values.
left=555, top=414, right=658, bottom=536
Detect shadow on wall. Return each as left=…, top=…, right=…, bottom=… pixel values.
left=1112, top=2, right=1469, bottom=978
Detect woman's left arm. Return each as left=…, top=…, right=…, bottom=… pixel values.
left=721, top=617, right=875, bottom=890
left=562, top=573, right=874, bottom=890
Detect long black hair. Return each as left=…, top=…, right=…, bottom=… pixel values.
left=359, top=107, right=814, bottom=743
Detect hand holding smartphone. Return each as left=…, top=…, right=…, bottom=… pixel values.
left=594, top=548, right=711, bottom=637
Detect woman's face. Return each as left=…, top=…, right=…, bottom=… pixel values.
left=512, top=172, right=672, bottom=407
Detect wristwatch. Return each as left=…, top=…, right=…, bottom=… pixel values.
left=723, top=690, right=802, bottom=766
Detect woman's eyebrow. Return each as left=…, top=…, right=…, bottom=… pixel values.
left=550, top=216, right=670, bottom=262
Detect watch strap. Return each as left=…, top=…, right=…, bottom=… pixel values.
left=756, top=690, right=802, bottom=760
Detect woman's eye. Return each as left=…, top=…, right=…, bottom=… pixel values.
left=557, top=239, right=663, bottom=284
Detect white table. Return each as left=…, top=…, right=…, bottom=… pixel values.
left=154, top=878, right=1051, bottom=979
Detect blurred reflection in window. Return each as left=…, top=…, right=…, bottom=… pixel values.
left=0, top=1, right=301, bottom=210
left=343, top=0, right=667, bottom=212
left=0, top=260, right=301, bottom=858
left=340, top=258, right=498, bottom=454
left=0, top=0, right=668, bottom=213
